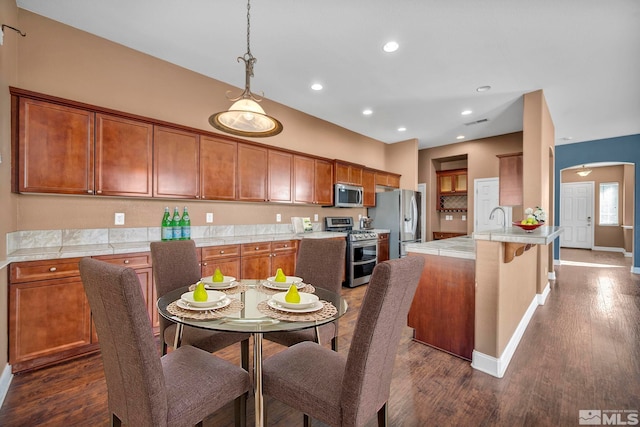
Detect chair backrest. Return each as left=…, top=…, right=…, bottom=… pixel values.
left=150, top=239, right=201, bottom=297
left=340, top=256, right=424, bottom=427
left=79, top=257, right=168, bottom=427
left=295, top=238, right=346, bottom=294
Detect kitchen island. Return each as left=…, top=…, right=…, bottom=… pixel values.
left=407, top=225, right=563, bottom=377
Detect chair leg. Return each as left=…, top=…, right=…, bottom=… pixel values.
left=161, top=341, right=168, bottom=356
left=111, top=413, right=122, bottom=427
left=195, top=422, right=203, bottom=427
left=241, top=339, right=249, bottom=371
left=234, top=392, right=247, bottom=427
left=303, top=413, right=312, bottom=427
left=331, top=336, right=338, bottom=352
left=377, top=402, right=388, bottom=427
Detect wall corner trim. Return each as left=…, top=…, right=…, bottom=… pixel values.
left=0, top=364, right=13, bottom=409
left=471, top=295, right=539, bottom=378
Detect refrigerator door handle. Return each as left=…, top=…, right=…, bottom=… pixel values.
left=411, top=196, right=418, bottom=236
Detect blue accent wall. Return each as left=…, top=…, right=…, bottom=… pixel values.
left=555, top=134, right=640, bottom=270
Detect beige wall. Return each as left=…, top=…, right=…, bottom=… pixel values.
left=0, top=0, right=19, bottom=377
left=11, top=10, right=418, bottom=232
left=561, top=164, right=628, bottom=249
left=418, top=132, right=523, bottom=238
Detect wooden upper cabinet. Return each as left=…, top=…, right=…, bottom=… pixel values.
left=362, top=169, right=376, bottom=207
left=200, top=136, right=237, bottom=200
left=237, top=143, right=268, bottom=201
left=153, top=126, right=200, bottom=199
left=95, top=114, right=153, bottom=197
left=268, top=150, right=293, bottom=203
left=294, top=155, right=334, bottom=205
left=335, top=161, right=363, bottom=185
left=375, top=172, right=401, bottom=188
left=314, top=159, right=334, bottom=205
left=437, top=169, right=467, bottom=195
left=498, top=152, right=523, bottom=206
left=17, top=98, right=94, bottom=194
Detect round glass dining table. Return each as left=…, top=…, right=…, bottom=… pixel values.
left=157, top=279, right=348, bottom=427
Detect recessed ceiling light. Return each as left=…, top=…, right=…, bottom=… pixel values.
left=461, top=110, right=472, bottom=116
left=397, top=127, right=406, bottom=132
left=383, top=41, right=399, bottom=53
left=311, top=83, right=323, bottom=91
left=362, top=109, right=373, bottom=116
left=476, top=85, right=491, bottom=92
left=456, top=135, right=465, bottom=140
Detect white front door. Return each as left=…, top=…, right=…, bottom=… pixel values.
left=475, top=178, right=512, bottom=232
left=560, top=182, right=594, bottom=249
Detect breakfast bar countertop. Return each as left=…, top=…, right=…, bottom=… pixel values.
left=406, top=236, right=475, bottom=260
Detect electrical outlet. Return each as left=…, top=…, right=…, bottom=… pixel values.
left=276, top=213, right=282, bottom=222
left=114, top=213, right=125, bottom=225
left=314, top=214, right=319, bottom=221
left=462, top=215, right=467, bottom=221
left=206, top=212, right=213, bottom=223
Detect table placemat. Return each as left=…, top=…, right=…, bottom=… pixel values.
left=166, top=298, right=244, bottom=320
left=258, top=283, right=316, bottom=295
left=188, top=282, right=250, bottom=294
left=257, top=300, right=337, bottom=322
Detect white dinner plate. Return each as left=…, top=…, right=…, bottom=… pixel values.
left=200, top=275, right=236, bottom=286
left=176, top=297, right=230, bottom=312
left=271, top=292, right=319, bottom=309
left=204, top=281, right=238, bottom=290
left=266, top=275, right=303, bottom=286
left=262, top=280, right=306, bottom=291
left=267, top=298, right=324, bottom=313
left=181, top=290, right=226, bottom=308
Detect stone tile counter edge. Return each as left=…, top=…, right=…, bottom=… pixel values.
left=406, top=236, right=475, bottom=260
left=6, top=225, right=347, bottom=263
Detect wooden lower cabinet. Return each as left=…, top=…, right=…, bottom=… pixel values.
left=200, top=244, right=241, bottom=279
left=407, top=253, right=475, bottom=360
left=433, top=231, right=466, bottom=240
left=378, top=233, right=390, bottom=262
left=240, top=240, right=298, bottom=279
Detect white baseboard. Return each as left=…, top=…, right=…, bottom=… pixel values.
left=554, top=259, right=561, bottom=266
left=471, top=295, right=539, bottom=378
left=537, top=282, right=551, bottom=305
left=593, top=246, right=625, bottom=253
left=632, top=266, right=640, bottom=274
left=548, top=270, right=556, bottom=280
left=0, top=364, right=13, bottom=409
left=624, top=251, right=632, bottom=258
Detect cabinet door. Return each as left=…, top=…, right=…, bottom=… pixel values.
left=378, top=233, right=390, bottom=262
left=238, top=144, right=268, bottom=201
left=268, top=150, right=293, bottom=202
left=350, top=166, right=363, bottom=186
left=153, top=126, right=199, bottom=198
left=335, top=162, right=350, bottom=184
left=293, top=155, right=315, bottom=204
left=9, top=276, right=92, bottom=370
left=387, top=174, right=401, bottom=188
left=18, top=98, right=94, bottom=194
left=95, top=114, right=153, bottom=197
left=455, top=172, right=467, bottom=192
left=362, top=169, right=376, bottom=207
left=270, top=240, right=298, bottom=276
left=314, top=159, right=334, bottom=205
left=202, top=258, right=241, bottom=280
left=439, top=174, right=453, bottom=193
left=241, top=242, right=272, bottom=279
left=200, top=136, right=237, bottom=200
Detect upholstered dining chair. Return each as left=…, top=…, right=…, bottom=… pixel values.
left=79, top=258, right=250, bottom=427
left=150, top=240, right=250, bottom=369
left=262, top=256, right=425, bottom=427
left=264, top=238, right=346, bottom=351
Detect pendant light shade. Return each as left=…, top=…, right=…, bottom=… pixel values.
left=209, top=0, right=282, bottom=138
left=576, top=165, right=592, bottom=177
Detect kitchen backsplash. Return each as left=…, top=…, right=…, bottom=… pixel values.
left=7, top=222, right=322, bottom=253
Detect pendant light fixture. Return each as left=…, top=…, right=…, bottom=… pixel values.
left=209, top=0, right=283, bottom=137
left=575, top=165, right=592, bottom=177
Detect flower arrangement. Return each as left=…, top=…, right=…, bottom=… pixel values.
left=523, top=206, right=546, bottom=225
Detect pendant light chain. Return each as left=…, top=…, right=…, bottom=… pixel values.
left=246, top=0, right=252, bottom=58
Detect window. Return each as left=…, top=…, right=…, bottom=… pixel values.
left=599, top=182, right=619, bottom=225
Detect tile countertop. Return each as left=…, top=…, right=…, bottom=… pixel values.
left=405, top=226, right=564, bottom=261
left=5, top=231, right=348, bottom=264
left=406, top=236, right=476, bottom=260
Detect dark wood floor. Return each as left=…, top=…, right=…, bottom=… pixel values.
left=1, top=248, right=638, bottom=426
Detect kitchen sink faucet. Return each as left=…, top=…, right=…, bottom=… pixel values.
left=489, top=206, right=506, bottom=229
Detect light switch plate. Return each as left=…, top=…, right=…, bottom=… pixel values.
left=114, top=213, right=125, bottom=225
left=276, top=213, right=282, bottom=222
left=314, top=214, right=319, bottom=221
left=206, top=212, right=213, bottom=223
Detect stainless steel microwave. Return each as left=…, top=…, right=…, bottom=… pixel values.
left=334, top=184, right=364, bottom=208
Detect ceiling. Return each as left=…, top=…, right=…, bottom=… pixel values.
left=15, top=0, right=640, bottom=150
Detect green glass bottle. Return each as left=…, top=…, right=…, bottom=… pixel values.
left=161, top=207, right=172, bottom=241
left=179, top=206, right=191, bottom=240
left=171, top=207, right=182, bottom=240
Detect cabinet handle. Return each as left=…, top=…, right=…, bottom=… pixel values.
left=96, top=190, right=102, bottom=194
left=123, top=259, right=130, bottom=264
left=255, top=247, right=260, bottom=251
left=87, top=190, right=93, bottom=194
left=272, top=253, right=276, bottom=257
left=202, top=262, right=208, bottom=266
left=283, top=244, right=288, bottom=248
left=49, top=267, right=57, bottom=272
left=220, top=250, right=225, bottom=254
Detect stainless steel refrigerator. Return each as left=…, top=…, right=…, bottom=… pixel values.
left=368, top=189, right=421, bottom=259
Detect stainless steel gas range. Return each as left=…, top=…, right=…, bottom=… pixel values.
left=325, top=217, right=378, bottom=288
